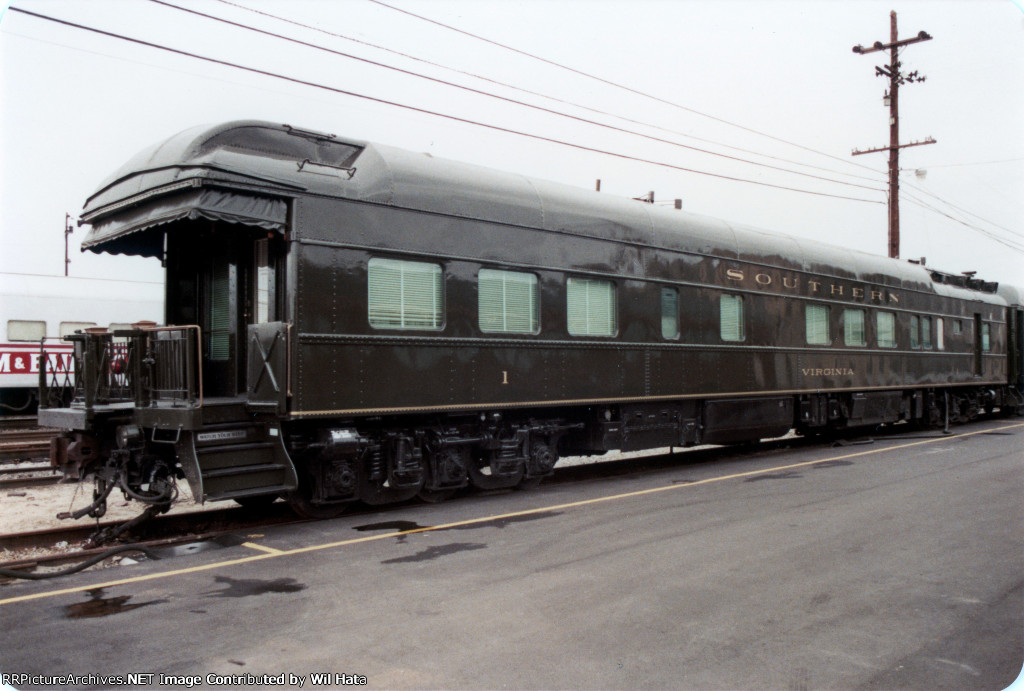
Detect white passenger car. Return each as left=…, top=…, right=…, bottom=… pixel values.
left=0, top=272, right=163, bottom=413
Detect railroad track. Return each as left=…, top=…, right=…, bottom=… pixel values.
left=1, top=417, right=1012, bottom=580
left=0, top=424, right=62, bottom=488
left=0, top=427, right=60, bottom=458
left=0, top=415, right=39, bottom=432
left=0, top=438, right=790, bottom=579
left=0, top=502, right=310, bottom=578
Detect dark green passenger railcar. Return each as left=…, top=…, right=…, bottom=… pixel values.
left=38, top=121, right=1024, bottom=518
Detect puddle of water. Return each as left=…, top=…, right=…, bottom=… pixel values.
left=744, top=470, right=803, bottom=482
left=449, top=511, right=562, bottom=531
left=147, top=533, right=246, bottom=559
left=65, top=588, right=168, bottom=619
left=813, top=460, right=854, bottom=469
left=353, top=520, right=431, bottom=533
left=205, top=575, right=306, bottom=599
left=381, top=543, right=487, bottom=564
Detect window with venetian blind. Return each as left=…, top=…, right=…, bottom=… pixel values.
left=566, top=277, right=616, bottom=336
left=806, top=304, right=830, bottom=345
left=478, top=269, right=539, bottom=334
left=368, top=258, right=444, bottom=330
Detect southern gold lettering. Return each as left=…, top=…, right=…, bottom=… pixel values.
left=719, top=269, right=899, bottom=305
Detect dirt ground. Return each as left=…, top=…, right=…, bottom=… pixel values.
left=2, top=477, right=209, bottom=535
left=1, top=446, right=674, bottom=533
left=0, top=446, right=692, bottom=566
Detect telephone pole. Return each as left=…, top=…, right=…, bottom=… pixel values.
left=852, top=11, right=934, bottom=259
left=64, top=213, right=74, bottom=276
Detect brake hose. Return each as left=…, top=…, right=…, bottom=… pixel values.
left=0, top=545, right=161, bottom=580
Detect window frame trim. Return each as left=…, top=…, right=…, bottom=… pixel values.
left=367, top=256, right=447, bottom=332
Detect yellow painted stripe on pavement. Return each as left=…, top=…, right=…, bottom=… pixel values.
left=1, top=421, right=1020, bottom=607
left=241, top=542, right=283, bottom=555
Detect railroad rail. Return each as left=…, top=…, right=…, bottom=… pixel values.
left=0, top=425, right=62, bottom=488
left=0, top=502, right=305, bottom=579
left=0, top=416, right=39, bottom=432
left=0, top=419, right=1011, bottom=581
left=0, top=433, right=819, bottom=579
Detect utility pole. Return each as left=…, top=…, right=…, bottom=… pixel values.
left=852, top=11, right=934, bottom=259
left=64, top=213, right=74, bottom=276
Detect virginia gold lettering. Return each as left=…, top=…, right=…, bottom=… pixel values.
left=889, top=293, right=899, bottom=304
left=852, top=287, right=864, bottom=299
left=755, top=273, right=772, bottom=285
left=782, top=277, right=798, bottom=289
left=801, top=367, right=855, bottom=376
left=831, top=284, right=844, bottom=296
left=870, top=290, right=883, bottom=301
left=726, top=269, right=744, bottom=281
left=809, top=281, right=821, bottom=292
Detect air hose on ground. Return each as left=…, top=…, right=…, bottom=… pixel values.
left=0, top=545, right=161, bottom=580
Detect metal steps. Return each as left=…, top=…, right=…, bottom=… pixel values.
left=176, top=422, right=298, bottom=503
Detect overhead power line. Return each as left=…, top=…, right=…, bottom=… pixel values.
left=924, top=157, right=1024, bottom=169
left=147, top=0, right=882, bottom=193
left=368, top=0, right=885, bottom=177
left=901, top=191, right=1024, bottom=253
left=902, top=179, right=1024, bottom=241
left=7, top=6, right=885, bottom=205
left=212, top=0, right=885, bottom=186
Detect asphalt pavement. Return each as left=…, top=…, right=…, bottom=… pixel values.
left=1, top=418, right=1022, bottom=690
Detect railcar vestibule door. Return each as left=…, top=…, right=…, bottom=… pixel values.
left=165, top=223, right=285, bottom=399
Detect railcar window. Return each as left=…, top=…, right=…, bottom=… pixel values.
left=921, top=316, right=932, bottom=349
left=566, top=277, right=617, bottom=336
left=953, top=320, right=963, bottom=335
left=368, top=258, right=445, bottom=330
left=661, top=287, right=679, bottom=339
left=209, top=263, right=234, bottom=360
left=6, top=320, right=45, bottom=342
left=843, top=309, right=866, bottom=346
left=478, top=269, right=539, bottom=334
left=982, top=323, right=991, bottom=351
left=910, top=315, right=920, bottom=349
left=877, top=311, right=896, bottom=347
left=719, top=294, right=744, bottom=342
left=805, top=304, right=830, bottom=345
left=255, top=238, right=273, bottom=324
left=59, top=321, right=97, bottom=337
left=936, top=318, right=944, bottom=350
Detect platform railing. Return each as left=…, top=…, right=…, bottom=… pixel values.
left=143, top=325, right=203, bottom=408
left=38, top=325, right=203, bottom=415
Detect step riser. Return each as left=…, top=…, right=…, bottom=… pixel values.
left=176, top=423, right=298, bottom=503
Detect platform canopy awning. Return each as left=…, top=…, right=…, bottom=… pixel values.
left=82, top=188, right=288, bottom=258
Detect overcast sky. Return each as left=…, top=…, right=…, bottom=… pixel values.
left=1, top=0, right=1022, bottom=286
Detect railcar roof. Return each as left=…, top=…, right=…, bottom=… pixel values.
left=82, top=120, right=1007, bottom=306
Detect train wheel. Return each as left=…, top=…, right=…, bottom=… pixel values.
left=417, top=487, right=458, bottom=503
left=356, top=466, right=421, bottom=506
left=286, top=472, right=350, bottom=519
left=466, top=452, right=522, bottom=491
left=417, top=446, right=466, bottom=503
left=287, top=491, right=350, bottom=519
left=516, top=439, right=556, bottom=490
